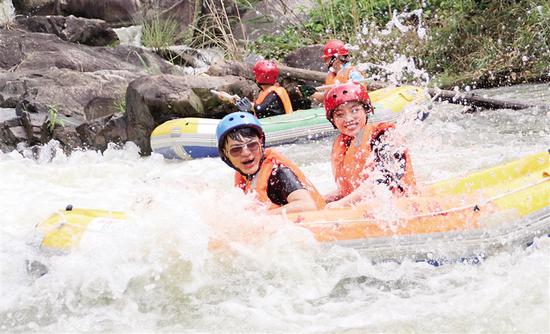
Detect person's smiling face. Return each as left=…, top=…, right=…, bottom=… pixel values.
left=224, top=135, right=263, bottom=175
left=332, top=101, right=368, bottom=137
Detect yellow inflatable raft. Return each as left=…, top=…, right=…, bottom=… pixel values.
left=34, top=151, right=549, bottom=263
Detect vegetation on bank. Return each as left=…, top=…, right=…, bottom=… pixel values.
left=249, top=0, right=550, bottom=88
left=139, top=0, right=549, bottom=88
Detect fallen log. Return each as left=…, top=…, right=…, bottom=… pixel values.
left=207, top=61, right=536, bottom=110
left=425, top=88, right=534, bottom=110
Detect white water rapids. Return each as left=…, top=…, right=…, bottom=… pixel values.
left=1, top=84, right=549, bottom=332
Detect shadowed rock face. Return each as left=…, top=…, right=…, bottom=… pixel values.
left=11, top=0, right=56, bottom=16
left=15, top=15, right=119, bottom=46
left=284, top=45, right=325, bottom=73
left=55, top=0, right=141, bottom=25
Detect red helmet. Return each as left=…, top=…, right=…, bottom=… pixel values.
left=253, top=60, right=279, bottom=85
left=322, top=40, right=349, bottom=60
left=325, top=82, right=372, bottom=122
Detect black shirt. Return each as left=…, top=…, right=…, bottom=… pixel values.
left=370, top=131, right=408, bottom=193
left=266, top=166, right=305, bottom=205
left=254, top=92, right=286, bottom=118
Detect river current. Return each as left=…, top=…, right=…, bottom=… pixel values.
left=1, top=83, right=549, bottom=332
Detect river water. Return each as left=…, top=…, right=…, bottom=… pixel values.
left=1, top=83, right=548, bottom=332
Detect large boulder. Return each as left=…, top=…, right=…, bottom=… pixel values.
left=233, top=0, right=314, bottom=40
left=54, top=0, right=200, bottom=31
left=12, top=0, right=56, bottom=16
left=15, top=15, right=119, bottom=46
left=126, top=74, right=258, bottom=154
left=284, top=44, right=325, bottom=73
left=0, top=28, right=179, bottom=153
left=54, top=0, right=141, bottom=25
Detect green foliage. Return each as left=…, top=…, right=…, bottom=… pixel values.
left=46, top=105, right=64, bottom=133
left=248, top=28, right=315, bottom=61
left=113, top=99, right=126, bottom=113
left=419, top=0, right=550, bottom=86
left=141, top=15, right=182, bottom=50
left=249, top=0, right=549, bottom=87
left=306, top=0, right=421, bottom=43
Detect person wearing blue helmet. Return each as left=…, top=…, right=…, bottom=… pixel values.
left=216, top=112, right=326, bottom=214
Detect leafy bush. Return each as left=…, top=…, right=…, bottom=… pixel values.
left=249, top=0, right=550, bottom=87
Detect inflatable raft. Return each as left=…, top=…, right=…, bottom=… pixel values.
left=33, top=151, right=549, bottom=264
left=150, top=85, right=426, bottom=159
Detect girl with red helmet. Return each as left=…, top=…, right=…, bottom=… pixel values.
left=216, top=112, right=325, bottom=214
left=323, top=82, right=416, bottom=207
left=251, top=60, right=293, bottom=118
left=311, top=40, right=365, bottom=103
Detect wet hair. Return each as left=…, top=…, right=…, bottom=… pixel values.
left=222, top=127, right=261, bottom=150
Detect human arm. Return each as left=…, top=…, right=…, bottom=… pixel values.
left=265, top=166, right=317, bottom=214
left=268, top=188, right=317, bottom=215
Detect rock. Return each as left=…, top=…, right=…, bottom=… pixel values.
left=15, top=15, right=119, bottom=46
left=233, top=0, right=314, bottom=40
left=156, top=46, right=225, bottom=72
left=54, top=0, right=141, bottom=26
left=19, top=110, right=46, bottom=144
left=0, top=108, right=22, bottom=152
left=126, top=73, right=258, bottom=154
left=284, top=44, right=325, bottom=73
left=12, top=0, right=56, bottom=16
left=47, top=125, right=83, bottom=153
left=76, top=113, right=128, bottom=151
left=0, top=29, right=177, bottom=119
left=141, top=0, right=199, bottom=34
left=0, top=28, right=180, bottom=153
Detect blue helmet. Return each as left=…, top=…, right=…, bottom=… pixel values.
left=216, top=112, right=265, bottom=165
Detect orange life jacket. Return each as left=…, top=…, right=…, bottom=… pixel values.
left=234, top=148, right=326, bottom=210
left=331, top=123, right=416, bottom=197
left=254, top=84, right=293, bottom=115
left=325, top=72, right=337, bottom=85
left=334, top=65, right=356, bottom=84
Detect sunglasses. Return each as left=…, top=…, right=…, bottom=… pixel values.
left=227, top=140, right=261, bottom=157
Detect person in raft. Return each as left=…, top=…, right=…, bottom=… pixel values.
left=250, top=59, right=293, bottom=118
left=323, top=82, right=416, bottom=208
left=310, top=39, right=365, bottom=103
left=216, top=111, right=325, bottom=214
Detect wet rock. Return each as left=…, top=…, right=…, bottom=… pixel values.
left=0, top=108, right=23, bottom=152
left=19, top=109, right=46, bottom=144
left=54, top=0, right=141, bottom=26
left=284, top=44, right=325, bottom=73
left=47, top=124, right=83, bottom=153
left=126, top=73, right=258, bottom=154
left=76, top=113, right=128, bottom=151
left=15, top=15, right=119, bottom=46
